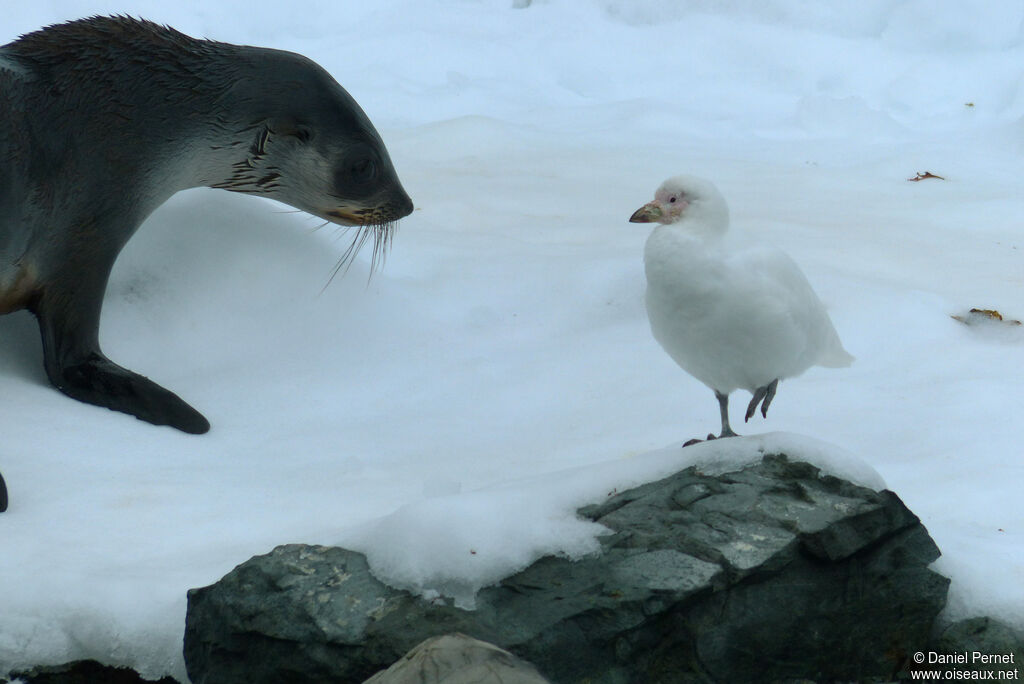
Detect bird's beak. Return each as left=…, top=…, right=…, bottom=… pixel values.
left=629, top=201, right=662, bottom=223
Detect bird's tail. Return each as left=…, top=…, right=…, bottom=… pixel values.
left=820, top=346, right=855, bottom=368
left=818, top=323, right=854, bottom=367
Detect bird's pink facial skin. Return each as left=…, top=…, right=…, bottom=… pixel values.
left=629, top=193, right=688, bottom=224
left=654, top=188, right=689, bottom=224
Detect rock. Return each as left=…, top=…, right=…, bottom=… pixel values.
left=185, top=544, right=490, bottom=684
left=925, top=617, right=1024, bottom=677
left=362, top=634, right=552, bottom=684
left=937, top=617, right=1024, bottom=659
left=5, top=660, right=179, bottom=684
left=184, top=454, right=950, bottom=684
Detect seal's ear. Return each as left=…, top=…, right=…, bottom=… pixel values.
left=254, top=125, right=270, bottom=156
left=237, top=125, right=271, bottom=170
left=246, top=120, right=310, bottom=168
left=268, top=117, right=312, bottom=143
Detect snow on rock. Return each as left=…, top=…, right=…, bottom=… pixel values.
left=343, top=433, right=885, bottom=608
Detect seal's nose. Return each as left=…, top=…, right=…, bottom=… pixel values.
left=395, top=190, right=414, bottom=219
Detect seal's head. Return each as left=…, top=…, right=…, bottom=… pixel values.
left=213, top=49, right=413, bottom=264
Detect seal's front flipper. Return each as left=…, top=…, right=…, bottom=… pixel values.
left=56, top=353, right=210, bottom=433
left=33, top=262, right=210, bottom=434
left=1, top=471, right=8, bottom=512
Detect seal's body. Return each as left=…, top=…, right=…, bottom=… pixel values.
left=0, top=17, right=412, bottom=433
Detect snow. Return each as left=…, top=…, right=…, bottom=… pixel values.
left=1, top=1, right=1023, bottom=681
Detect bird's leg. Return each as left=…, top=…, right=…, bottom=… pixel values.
left=760, top=378, right=778, bottom=418
left=745, top=387, right=765, bottom=422
left=745, top=378, right=779, bottom=422
left=715, top=391, right=738, bottom=438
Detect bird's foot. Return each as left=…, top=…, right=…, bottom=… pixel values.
left=55, top=353, right=210, bottom=434
left=745, top=379, right=779, bottom=422
left=682, top=430, right=738, bottom=448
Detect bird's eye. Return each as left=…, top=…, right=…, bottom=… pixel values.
left=669, top=196, right=677, bottom=203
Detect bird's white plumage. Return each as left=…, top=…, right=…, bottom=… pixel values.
left=633, top=175, right=852, bottom=431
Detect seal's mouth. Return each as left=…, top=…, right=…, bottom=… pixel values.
left=315, top=195, right=412, bottom=287
left=321, top=192, right=414, bottom=228
left=323, top=208, right=365, bottom=226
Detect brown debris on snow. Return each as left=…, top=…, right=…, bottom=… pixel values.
left=908, top=171, right=946, bottom=182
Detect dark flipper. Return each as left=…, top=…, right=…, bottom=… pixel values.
left=57, top=353, right=210, bottom=433
left=33, top=265, right=210, bottom=434
left=0, top=471, right=8, bottom=512
left=745, top=378, right=779, bottom=423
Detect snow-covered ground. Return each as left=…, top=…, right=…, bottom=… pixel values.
left=2, top=1, right=1023, bottom=680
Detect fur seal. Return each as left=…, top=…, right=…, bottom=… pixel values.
left=0, top=17, right=413, bottom=434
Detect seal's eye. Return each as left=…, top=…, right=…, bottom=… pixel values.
left=351, top=158, right=377, bottom=184
left=669, top=196, right=677, bottom=203
left=291, top=127, right=312, bottom=144
left=334, top=147, right=382, bottom=197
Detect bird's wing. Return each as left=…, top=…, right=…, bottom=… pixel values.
left=725, top=246, right=851, bottom=366
left=730, top=246, right=821, bottom=302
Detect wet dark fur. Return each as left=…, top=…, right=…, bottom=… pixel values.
left=0, top=16, right=412, bottom=433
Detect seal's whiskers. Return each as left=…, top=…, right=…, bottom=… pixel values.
left=321, top=221, right=395, bottom=291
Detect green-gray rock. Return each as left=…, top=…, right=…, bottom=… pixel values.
left=923, top=617, right=1024, bottom=678
left=184, top=454, right=950, bottom=683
